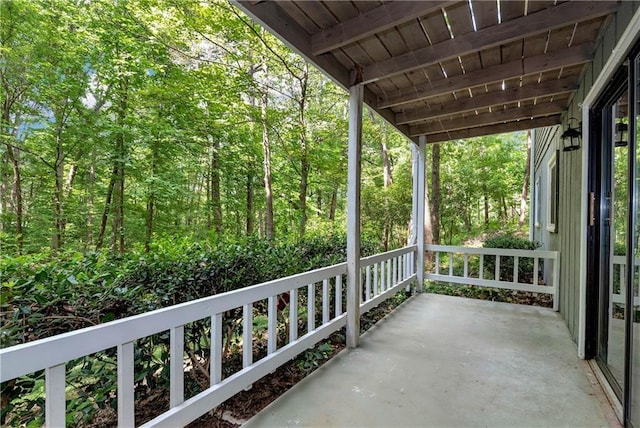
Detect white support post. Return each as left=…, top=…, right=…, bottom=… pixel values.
left=117, top=341, right=135, bottom=427
left=346, top=83, right=363, bottom=349
left=170, top=326, right=184, bottom=408
left=45, top=363, right=66, bottom=428
left=416, top=136, right=426, bottom=293
left=410, top=143, right=419, bottom=245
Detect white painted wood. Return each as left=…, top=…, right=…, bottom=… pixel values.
left=392, top=257, right=397, bottom=286
left=322, top=279, right=330, bottom=324
left=514, top=257, right=519, bottom=284
left=365, top=265, right=371, bottom=301
left=335, top=275, right=342, bottom=316
left=435, top=252, right=440, bottom=275
left=267, top=296, right=277, bottom=355
left=416, top=136, right=426, bottom=293
left=117, top=341, right=135, bottom=427
left=346, top=83, right=363, bottom=349
left=533, top=258, right=539, bottom=287
left=1, top=263, right=347, bottom=383
left=170, top=325, right=184, bottom=408
left=307, top=284, right=315, bottom=333
left=211, top=314, right=222, bottom=385
left=553, top=255, right=560, bottom=312
left=45, top=363, right=66, bottom=428
left=449, top=253, right=454, bottom=277
left=289, top=288, right=298, bottom=343
left=425, top=274, right=554, bottom=295
left=427, top=244, right=559, bottom=259
left=387, top=259, right=392, bottom=291
left=463, top=254, right=469, bottom=278
left=410, top=143, right=419, bottom=246
left=495, top=256, right=501, bottom=281
left=142, top=315, right=347, bottom=427
left=373, top=263, right=379, bottom=297
left=479, top=255, right=484, bottom=279
left=360, top=275, right=416, bottom=314
left=380, top=261, right=386, bottom=292
left=243, top=304, right=253, bottom=368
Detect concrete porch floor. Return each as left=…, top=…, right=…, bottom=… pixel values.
left=244, top=293, right=618, bottom=428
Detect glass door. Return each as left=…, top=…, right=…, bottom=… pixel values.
left=596, top=81, right=629, bottom=398
left=630, top=49, right=640, bottom=427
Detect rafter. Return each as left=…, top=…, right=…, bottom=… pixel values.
left=417, top=115, right=562, bottom=143
left=311, top=1, right=455, bottom=56
left=396, top=76, right=577, bottom=125
left=359, top=1, right=617, bottom=84
left=409, top=103, right=565, bottom=136
left=379, top=43, right=593, bottom=109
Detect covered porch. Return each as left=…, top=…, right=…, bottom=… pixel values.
left=246, top=293, right=617, bottom=427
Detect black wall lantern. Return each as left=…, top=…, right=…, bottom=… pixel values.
left=561, top=117, right=582, bottom=152
left=614, top=121, right=628, bottom=147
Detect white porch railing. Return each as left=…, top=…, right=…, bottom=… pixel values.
left=0, top=245, right=416, bottom=428
left=425, top=245, right=560, bottom=311
left=610, top=255, right=640, bottom=308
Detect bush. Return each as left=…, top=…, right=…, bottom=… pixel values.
left=0, top=232, right=378, bottom=426
left=482, top=234, right=540, bottom=282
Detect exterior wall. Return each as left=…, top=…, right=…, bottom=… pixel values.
left=534, top=1, right=640, bottom=343
left=532, top=126, right=561, bottom=286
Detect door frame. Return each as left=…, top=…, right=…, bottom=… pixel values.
left=582, top=11, right=640, bottom=424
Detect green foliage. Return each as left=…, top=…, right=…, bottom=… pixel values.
left=0, top=232, right=376, bottom=426
left=483, top=234, right=540, bottom=282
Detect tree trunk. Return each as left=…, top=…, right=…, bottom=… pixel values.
left=329, top=184, right=338, bottom=221
left=424, top=173, right=434, bottom=264
left=112, top=89, right=127, bottom=255
left=431, top=143, right=440, bottom=244
left=519, top=130, right=532, bottom=230
left=483, top=188, right=490, bottom=225
left=261, top=90, right=274, bottom=239
left=297, top=64, right=310, bottom=239
left=381, top=122, right=393, bottom=187
left=96, top=166, right=116, bottom=250
left=210, top=137, right=222, bottom=234
left=87, top=147, right=96, bottom=246
left=246, top=169, right=254, bottom=235
left=381, top=123, right=393, bottom=251
left=1, top=153, right=9, bottom=233
left=7, top=146, right=23, bottom=253
left=51, top=131, right=64, bottom=252
left=144, top=141, right=158, bottom=253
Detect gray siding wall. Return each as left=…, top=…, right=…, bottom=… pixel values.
left=535, top=2, right=639, bottom=342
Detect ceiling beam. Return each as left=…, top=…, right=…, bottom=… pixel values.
left=360, top=1, right=617, bottom=84
left=396, top=76, right=578, bottom=125
left=409, top=103, right=565, bottom=136
left=379, top=43, right=593, bottom=109
left=418, top=115, right=562, bottom=143
left=311, top=1, right=455, bottom=56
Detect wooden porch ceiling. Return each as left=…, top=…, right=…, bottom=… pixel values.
left=236, top=0, right=619, bottom=144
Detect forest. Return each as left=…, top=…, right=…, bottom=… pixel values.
left=0, top=1, right=532, bottom=425
left=1, top=0, right=529, bottom=257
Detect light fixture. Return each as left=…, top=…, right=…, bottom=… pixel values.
left=561, top=117, right=582, bottom=152
left=615, top=121, right=628, bottom=147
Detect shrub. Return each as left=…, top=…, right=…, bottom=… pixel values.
left=482, top=234, right=540, bottom=282
left=0, top=232, right=378, bottom=426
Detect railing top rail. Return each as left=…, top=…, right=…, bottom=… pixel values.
left=360, top=245, right=417, bottom=267
left=426, top=244, right=558, bottom=259
left=0, top=262, right=346, bottom=382
left=612, top=255, right=640, bottom=264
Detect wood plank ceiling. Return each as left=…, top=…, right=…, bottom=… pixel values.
left=235, top=0, right=619, bottom=143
